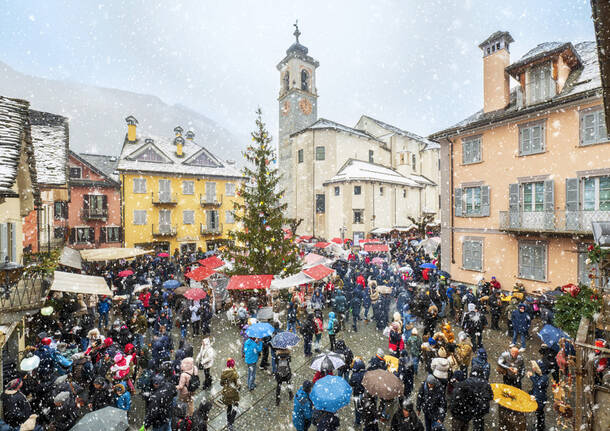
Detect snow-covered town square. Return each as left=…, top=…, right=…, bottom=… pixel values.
left=0, top=2, right=610, bottom=431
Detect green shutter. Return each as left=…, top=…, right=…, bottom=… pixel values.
left=509, top=183, right=520, bottom=227
left=481, top=186, right=490, bottom=217
left=543, top=180, right=554, bottom=229
left=565, top=178, right=579, bottom=230
left=454, top=188, right=462, bottom=217
left=462, top=241, right=469, bottom=269
left=0, top=223, right=7, bottom=262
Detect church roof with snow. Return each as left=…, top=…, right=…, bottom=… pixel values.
left=291, top=118, right=388, bottom=148
left=30, top=109, right=69, bottom=186
left=358, top=115, right=440, bottom=150
left=323, top=159, right=431, bottom=188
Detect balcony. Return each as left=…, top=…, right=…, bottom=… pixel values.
left=151, top=192, right=177, bottom=205
left=200, top=223, right=223, bottom=235
left=499, top=210, right=610, bottom=235
left=81, top=207, right=108, bottom=221
left=152, top=224, right=177, bottom=237
left=200, top=194, right=223, bottom=207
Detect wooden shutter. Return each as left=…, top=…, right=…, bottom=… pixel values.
left=454, top=188, right=462, bottom=217
left=543, top=179, right=555, bottom=229
left=565, top=178, right=579, bottom=230
left=473, top=241, right=482, bottom=271
left=9, top=223, right=16, bottom=262
left=69, top=228, right=76, bottom=244
left=509, top=183, right=520, bottom=228
left=83, top=195, right=90, bottom=217
left=0, top=223, right=7, bottom=262
left=462, top=240, right=470, bottom=269
left=481, top=185, right=490, bottom=217
left=100, top=227, right=107, bottom=243
left=89, top=227, right=95, bottom=243
left=102, top=195, right=108, bottom=211
left=119, top=227, right=123, bottom=242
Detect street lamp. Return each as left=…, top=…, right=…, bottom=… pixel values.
left=339, top=225, right=347, bottom=242
left=0, top=257, right=23, bottom=299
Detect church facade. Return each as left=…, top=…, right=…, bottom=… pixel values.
left=277, top=25, right=440, bottom=242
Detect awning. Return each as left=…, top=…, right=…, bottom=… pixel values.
left=80, top=247, right=154, bottom=262
left=59, top=247, right=82, bottom=270
left=370, top=228, right=392, bottom=235
left=198, top=256, right=226, bottom=270
left=392, top=225, right=416, bottom=232
left=330, top=238, right=342, bottom=244
left=303, top=253, right=326, bottom=266
left=314, top=242, right=331, bottom=249
left=185, top=266, right=216, bottom=282
left=51, top=271, right=112, bottom=296
left=227, top=275, right=274, bottom=291
left=302, top=264, right=335, bottom=281
left=364, top=244, right=390, bottom=253
left=271, top=272, right=314, bottom=290
left=300, top=235, right=313, bottom=241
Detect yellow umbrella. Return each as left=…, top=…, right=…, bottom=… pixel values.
left=384, top=355, right=399, bottom=373
left=500, top=295, right=513, bottom=302
left=491, top=383, right=538, bottom=413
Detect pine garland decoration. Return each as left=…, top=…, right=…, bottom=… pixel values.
left=553, top=284, right=602, bottom=337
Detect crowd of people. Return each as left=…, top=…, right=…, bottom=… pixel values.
left=0, top=240, right=578, bottom=431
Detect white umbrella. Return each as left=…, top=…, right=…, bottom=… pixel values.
left=310, top=352, right=345, bottom=372
left=20, top=355, right=40, bottom=371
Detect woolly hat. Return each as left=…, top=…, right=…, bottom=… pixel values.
left=104, top=337, right=113, bottom=347
left=376, top=348, right=385, bottom=358
left=411, top=328, right=418, bottom=336
left=302, top=380, right=313, bottom=393
left=113, top=383, right=126, bottom=395
left=53, top=391, right=70, bottom=404
left=5, top=378, right=21, bottom=391
left=124, top=343, right=135, bottom=354
left=425, top=374, right=438, bottom=386
left=428, top=337, right=437, bottom=346
left=114, top=352, right=124, bottom=363
left=41, top=338, right=52, bottom=346
left=226, top=358, right=236, bottom=368
left=467, top=303, right=476, bottom=313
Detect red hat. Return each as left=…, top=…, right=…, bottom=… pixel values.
left=226, top=358, right=235, bottom=368
left=124, top=343, right=135, bottom=353
left=104, top=337, right=113, bottom=347
left=41, top=338, right=52, bottom=346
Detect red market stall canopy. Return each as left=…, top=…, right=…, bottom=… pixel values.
left=227, top=275, right=274, bottom=291
left=300, top=235, right=313, bottom=241
left=198, top=256, right=226, bottom=270
left=330, top=238, right=342, bottom=244
left=364, top=243, right=390, bottom=253
left=314, top=242, right=331, bottom=249
left=303, top=264, right=335, bottom=281
left=304, top=253, right=326, bottom=266
left=185, top=266, right=216, bottom=282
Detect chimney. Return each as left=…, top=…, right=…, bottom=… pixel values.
left=479, top=31, right=514, bottom=113
left=125, top=115, right=138, bottom=142
left=174, top=126, right=183, bottom=137
left=174, top=136, right=184, bottom=157
left=185, top=131, right=195, bottom=140
left=145, top=138, right=154, bottom=145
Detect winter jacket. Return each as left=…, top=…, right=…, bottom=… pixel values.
left=333, top=340, right=353, bottom=376
left=406, top=335, right=422, bottom=358
left=416, top=377, right=446, bottom=421
left=511, top=307, right=531, bottom=334
left=327, top=312, right=337, bottom=335
left=196, top=338, right=216, bottom=369
left=349, top=360, right=367, bottom=396
left=396, top=352, right=415, bottom=397
left=176, top=357, right=198, bottom=397
left=1, top=390, right=31, bottom=427
left=315, top=411, right=340, bottom=431
left=431, top=357, right=450, bottom=380
left=97, top=297, right=112, bottom=314
left=89, top=381, right=114, bottom=411
left=333, top=291, right=348, bottom=313
left=449, top=376, right=492, bottom=421
left=144, top=381, right=176, bottom=428
left=152, top=335, right=173, bottom=363
left=50, top=397, right=79, bottom=431
left=454, top=341, right=473, bottom=368
left=220, top=367, right=240, bottom=406
left=497, top=351, right=525, bottom=379
left=390, top=406, right=424, bottom=431
left=470, top=348, right=490, bottom=381
left=292, top=387, right=313, bottom=431
left=244, top=339, right=262, bottom=365
left=367, top=354, right=387, bottom=371
left=115, top=390, right=131, bottom=411
left=529, top=372, right=549, bottom=406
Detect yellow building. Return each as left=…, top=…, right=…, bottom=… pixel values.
left=117, top=116, right=244, bottom=253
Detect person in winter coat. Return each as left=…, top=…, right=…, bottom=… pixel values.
left=470, top=347, right=490, bottom=381
left=50, top=391, right=79, bottom=431
left=350, top=358, right=367, bottom=426
left=416, top=375, right=446, bottom=431
left=396, top=350, right=415, bottom=398
left=287, top=302, right=298, bottom=333
left=368, top=349, right=388, bottom=371
left=316, top=410, right=341, bottom=431
left=461, top=304, right=486, bottom=348
left=497, top=346, right=525, bottom=388
left=151, top=327, right=173, bottom=369
left=450, top=368, right=492, bottom=431
left=539, top=343, right=560, bottom=382
left=487, top=291, right=502, bottom=330
left=430, top=350, right=450, bottom=388
left=88, top=376, right=113, bottom=411
left=528, top=360, right=549, bottom=431
left=313, top=311, right=324, bottom=353
left=1, top=379, right=31, bottom=427
left=301, top=313, right=316, bottom=357
left=97, top=296, right=112, bottom=329
left=195, top=337, right=216, bottom=390
left=454, top=332, right=473, bottom=375
left=144, top=375, right=176, bottom=431
left=220, top=359, right=240, bottom=431
left=327, top=312, right=337, bottom=351
left=351, top=287, right=363, bottom=332
left=333, top=339, right=354, bottom=380
left=391, top=400, right=424, bottom=431
left=190, top=300, right=201, bottom=336
left=109, top=352, right=131, bottom=382
left=292, top=380, right=313, bottom=431
left=361, top=392, right=380, bottom=431
left=191, top=400, right=213, bottom=431
left=468, top=367, right=493, bottom=431
left=510, top=303, right=531, bottom=350
left=332, top=289, right=348, bottom=330
left=406, top=328, right=422, bottom=374
left=176, top=357, right=198, bottom=415
left=244, top=336, right=262, bottom=390
left=113, top=383, right=131, bottom=412
left=388, top=322, right=404, bottom=357
left=275, top=349, right=293, bottom=405
left=423, top=305, right=439, bottom=339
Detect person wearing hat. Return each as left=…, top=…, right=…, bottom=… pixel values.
left=416, top=375, right=446, bottom=431
left=220, top=359, right=240, bottom=431
left=144, top=375, right=176, bottom=431
left=406, top=328, right=422, bottom=375
left=292, top=380, right=313, bottom=431
left=527, top=360, right=549, bottom=431
left=88, top=376, right=113, bottom=411
left=1, top=378, right=31, bottom=427
left=367, top=348, right=388, bottom=371
left=113, top=383, right=131, bottom=412
left=391, top=399, right=424, bottom=431
left=510, top=303, right=531, bottom=352
left=50, top=390, right=79, bottom=431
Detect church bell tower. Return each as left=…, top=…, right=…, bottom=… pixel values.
left=277, top=22, right=319, bottom=219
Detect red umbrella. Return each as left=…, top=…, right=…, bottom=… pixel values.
left=182, top=288, right=207, bottom=300
left=158, top=252, right=170, bottom=257
left=118, top=269, right=134, bottom=277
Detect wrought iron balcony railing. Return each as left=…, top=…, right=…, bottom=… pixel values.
left=499, top=209, right=610, bottom=234
left=151, top=192, right=178, bottom=205
left=200, top=194, right=223, bottom=207
left=152, top=224, right=177, bottom=236
left=81, top=207, right=108, bottom=220
left=200, top=223, right=222, bottom=235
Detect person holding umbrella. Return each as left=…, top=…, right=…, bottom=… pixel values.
left=527, top=360, right=549, bottom=431
left=293, top=380, right=314, bottom=431
left=310, top=375, right=351, bottom=431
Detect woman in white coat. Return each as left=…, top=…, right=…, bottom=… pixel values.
left=196, top=337, right=216, bottom=390
left=190, top=300, right=201, bottom=336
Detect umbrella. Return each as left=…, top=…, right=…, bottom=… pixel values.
left=162, top=279, right=181, bottom=290
left=419, top=263, right=437, bottom=269
left=133, top=284, right=151, bottom=294
left=398, top=265, right=412, bottom=273
left=174, top=286, right=189, bottom=295
left=537, top=324, right=570, bottom=352
left=372, top=257, right=384, bottom=266
left=377, top=285, right=393, bottom=295
left=491, top=383, right=537, bottom=412
left=245, top=322, right=274, bottom=338
left=310, top=375, right=352, bottom=413
left=438, top=270, right=451, bottom=278
left=157, top=252, right=170, bottom=257
left=20, top=355, right=40, bottom=371
left=359, top=251, right=369, bottom=255
left=362, top=369, right=404, bottom=400
left=117, top=270, right=133, bottom=277
left=40, top=306, right=54, bottom=316
left=310, top=352, right=345, bottom=372
left=271, top=331, right=301, bottom=349
left=182, top=288, right=207, bottom=301
left=70, top=406, right=128, bottom=431
left=185, top=266, right=216, bottom=282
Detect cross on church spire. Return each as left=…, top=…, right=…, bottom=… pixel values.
left=293, top=20, right=301, bottom=43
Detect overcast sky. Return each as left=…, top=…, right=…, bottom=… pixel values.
left=1, top=0, right=596, bottom=143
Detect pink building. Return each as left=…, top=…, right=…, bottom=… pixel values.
left=67, top=152, right=121, bottom=248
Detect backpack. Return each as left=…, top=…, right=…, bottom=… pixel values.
left=277, top=356, right=291, bottom=379
left=187, top=372, right=201, bottom=393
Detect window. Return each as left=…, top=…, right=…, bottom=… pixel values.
left=0, top=223, right=17, bottom=262
left=315, top=146, right=325, bottom=161
left=462, top=239, right=483, bottom=271
left=403, top=189, right=407, bottom=198
left=134, top=147, right=164, bottom=163
left=301, top=69, right=309, bottom=92
left=464, top=187, right=482, bottom=215
left=519, top=122, right=545, bottom=155
left=316, top=194, right=325, bottom=213
left=206, top=210, right=219, bottom=230
left=379, top=186, right=384, bottom=196
left=354, top=185, right=362, bottom=195
left=527, top=63, right=554, bottom=105
left=54, top=201, right=68, bottom=220
left=69, top=167, right=81, bottom=179
left=205, top=182, right=216, bottom=202
left=225, top=210, right=235, bottom=224
left=522, top=182, right=544, bottom=212
left=133, top=178, right=147, bottom=194
left=182, top=181, right=194, bottom=195
left=519, top=241, right=547, bottom=281
left=183, top=210, right=195, bottom=225
left=101, top=227, right=121, bottom=243
left=334, top=186, right=340, bottom=196
left=75, top=227, right=95, bottom=244
left=412, top=154, right=416, bottom=170
left=456, top=185, right=490, bottom=217
left=298, top=149, right=304, bottom=163
left=462, top=136, right=481, bottom=164
left=369, top=150, right=374, bottom=163
left=54, top=227, right=66, bottom=240
left=133, top=210, right=147, bottom=225
left=283, top=71, right=289, bottom=91
left=580, top=109, right=608, bottom=146
left=85, top=195, right=107, bottom=217
left=353, top=209, right=364, bottom=224
left=583, top=176, right=610, bottom=211
left=225, top=183, right=236, bottom=196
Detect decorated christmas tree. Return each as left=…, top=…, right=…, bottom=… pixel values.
left=226, top=109, right=301, bottom=276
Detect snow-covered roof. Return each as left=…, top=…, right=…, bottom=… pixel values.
left=432, top=41, right=601, bottom=138
left=323, top=159, right=423, bottom=188
left=359, top=115, right=440, bottom=150
left=292, top=118, right=387, bottom=146
left=0, top=96, right=30, bottom=194
left=78, top=153, right=120, bottom=182
left=30, top=110, right=69, bottom=186
left=118, top=130, right=244, bottom=180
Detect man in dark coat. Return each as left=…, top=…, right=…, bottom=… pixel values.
left=1, top=379, right=31, bottom=427
left=391, top=400, right=424, bottom=431
left=449, top=368, right=493, bottom=431
left=395, top=350, right=415, bottom=398
left=351, top=288, right=363, bottom=332
left=510, top=304, right=531, bottom=351
left=301, top=313, right=316, bottom=357
left=416, top=375, right=446, bottom=431
left=144, top=375, right=177, bottom=431
left=50, top=391, right=79, bottom=431
left=88, top=377, right=113, bottom=411
left=367, top=349, right=388, bottom=371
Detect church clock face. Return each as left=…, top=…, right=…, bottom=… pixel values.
left=281, top=100, right=291, bottom=116
left=299, top=98, right=312, bottom=115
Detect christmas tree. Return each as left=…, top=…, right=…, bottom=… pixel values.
left=226, top=109, right=301, bottom=276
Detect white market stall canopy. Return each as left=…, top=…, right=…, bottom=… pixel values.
left=59, top=246, right=82, bottom=270
left=271, top=272, right=315, bottom=290
left=80, top=247, right=154, bottom=262
left=51, top=271, right=113, bottom=296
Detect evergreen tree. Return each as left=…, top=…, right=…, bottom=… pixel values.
left=227, top=109, right=301, bottom=276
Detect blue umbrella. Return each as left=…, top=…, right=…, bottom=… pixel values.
left=419, top=263, right=437, bottom=269
left=538, top=324, right=570, bottom=352
left=310, top=375, right=352, bottom=413
left=245, top=322, right=274, bottom=338
left=271, top=331, right=301, bottom=349
left=163, top=279, right=181, bottom=290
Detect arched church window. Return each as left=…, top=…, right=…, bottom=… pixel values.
left=301, top=70, right=309, bottom=92
left=283, top=72, right=289, bottom=91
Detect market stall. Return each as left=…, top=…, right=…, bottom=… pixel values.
left=80, top=247, right=154, bottom=262
left=226, top=274, right=274, bottom=308
left=50, top=271, right=112, bottom=296
left=58, top=246, right=82, bottom=270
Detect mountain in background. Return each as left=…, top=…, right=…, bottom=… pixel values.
left=0, top=61, right=246, bottom=163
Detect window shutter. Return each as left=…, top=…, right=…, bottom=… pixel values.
left=0, top=223, right=7, bottom=262
left=89, top=227, right=95, bottom=243
left=543, top=179, right=555, bottom=229
left=599, top=110, right=608, bottom=140
left=473, top=241, right=482, bottom=271
left=475, top=140, right=481, bottom=162
left=481, top=185, right=490, bottom=217
left=102, top=195, right=108, bottom=210
left=69, top=228, right=76, bottom=244
left=10, top=223, right=16, bottom=262
left=565, top=178, right=579, bottom=230
left=454, top=188, right=462, bottom=217
left=509, top=183, right=520, bottom=228
left=100, top=227, right=106, bottom=243
left=462, top=241, right=469, bottom=268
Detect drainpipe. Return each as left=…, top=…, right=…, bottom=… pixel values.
left=312, top=131, right=315, bottom=237
left=448, top=137, right=455, bottom=264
